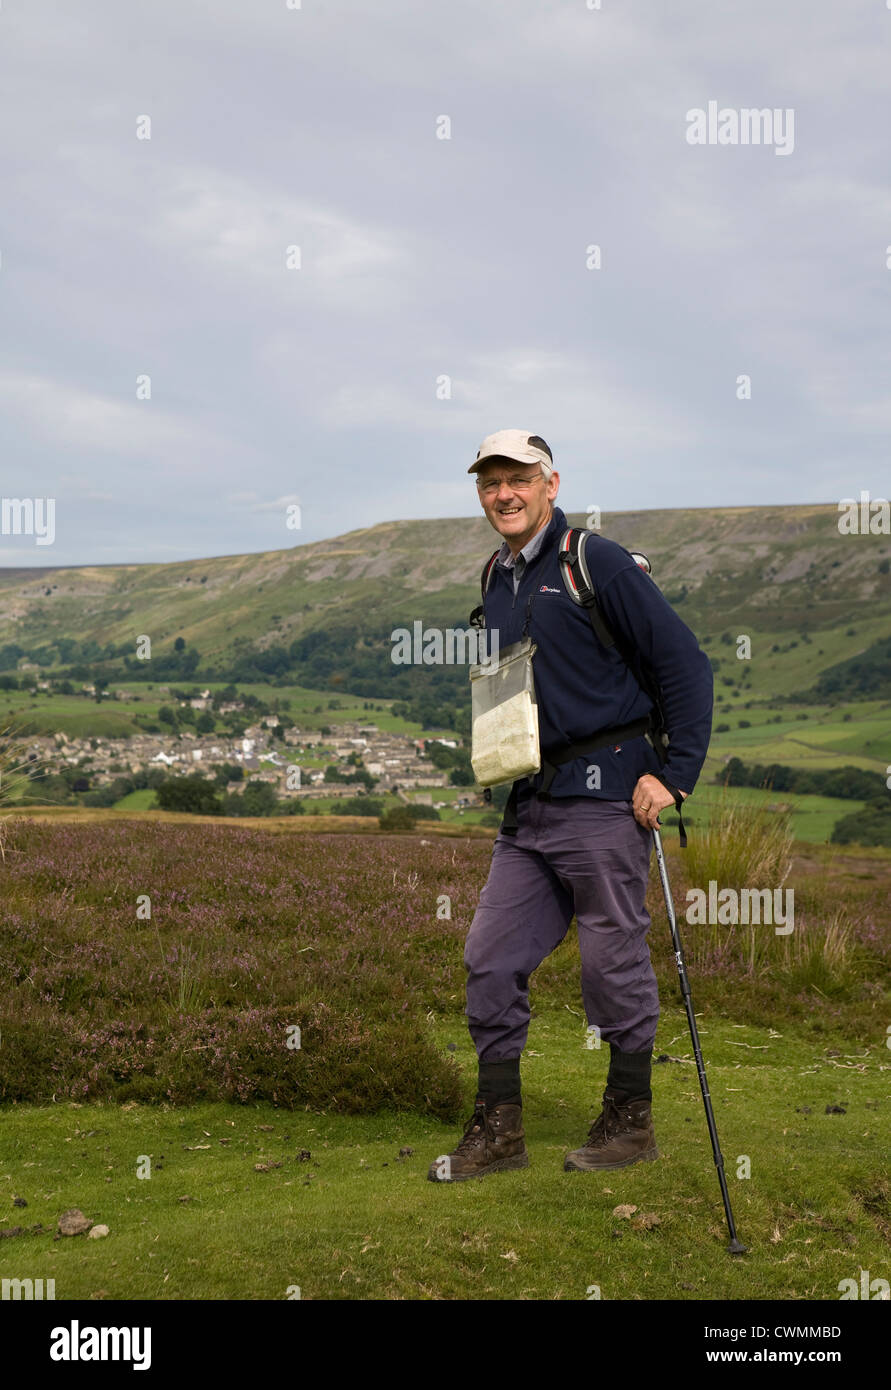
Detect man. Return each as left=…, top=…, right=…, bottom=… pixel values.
left=427, top=429, right=713, bottom=1182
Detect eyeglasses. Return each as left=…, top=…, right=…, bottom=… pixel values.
left=476, top=471, right=544, bottom=496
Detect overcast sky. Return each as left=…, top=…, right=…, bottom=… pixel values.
left=1, top=0, right=889, bottom=566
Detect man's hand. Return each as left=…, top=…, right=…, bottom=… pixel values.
left=632, top=774, right=687, bottom=830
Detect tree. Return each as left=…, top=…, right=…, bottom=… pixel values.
left=212, top=763, right=244, bottom=787
left=330, top=796, right=384, bottom=817
left=82, top=776, right=135, bottom=808
left=831, top=798, right=891, bottom=847
left=223, top=781, right=279, bottom=817
left=240, top=782, right=279, bottom=816
left=156, top=776, right=222, bottom=816
left=718, top=757, right=746, bottom=786
left=379, top=804, right=440, bottom=830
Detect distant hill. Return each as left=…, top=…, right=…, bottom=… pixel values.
left=1, top=505, right=889, bottom=711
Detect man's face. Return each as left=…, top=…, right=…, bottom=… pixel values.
left=476, top=457, right=560, bottom=551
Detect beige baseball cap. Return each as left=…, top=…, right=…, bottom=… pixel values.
left=468, top=429, right=554, bottom=476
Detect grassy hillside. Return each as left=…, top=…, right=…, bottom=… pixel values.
left=3, top=505, right=888, bottom=843
left=3, top=505, right=889, bottom=690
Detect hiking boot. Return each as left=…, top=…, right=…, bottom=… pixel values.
left=427, top=1100, right=529, bottom=1183
left=564, top=1088, right=659, bottom=1172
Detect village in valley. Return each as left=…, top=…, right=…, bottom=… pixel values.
left=19, top=682, right=473, bottom=811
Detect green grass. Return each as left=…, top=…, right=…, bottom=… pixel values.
left=16, top=783, right=875, bottom=844
left=112, top=788, right=158, bottom=810
left=704, top=617, right=891, bottom=700
left=704, top=699, right=891, bottom=776
left=431, top=806, right=498, bottom=827
left=289, top=793, right=403, bottom=814
left=1, top=1008, right=887, bottom=1300
left=0, top=682, right=459, bottom=743
left=676, top=785, right=866, bottom=845
left=0, top=696, right=144, bottom=739
left=218, top=684, right=433, bottom=735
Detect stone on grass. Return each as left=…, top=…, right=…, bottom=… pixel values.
left=58, top=1209, right=93, bottom=1236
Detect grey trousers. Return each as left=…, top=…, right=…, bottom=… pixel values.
left=464, top=790, right=659, bottom=1061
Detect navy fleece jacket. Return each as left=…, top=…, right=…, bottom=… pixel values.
left=481, top=504, right=713, bottom=801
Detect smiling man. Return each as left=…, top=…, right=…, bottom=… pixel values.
left=428, top=429, right=713, bottom=1182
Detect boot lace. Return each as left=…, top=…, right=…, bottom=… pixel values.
left=584, top=1095, right=631, bottom=1149
left=453, top=1103, right=495, bottom=1157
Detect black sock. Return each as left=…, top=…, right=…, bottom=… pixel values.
left=606, top=1045, right=653, bottom=1102
left=477, top=1057, right=521, bottom=1107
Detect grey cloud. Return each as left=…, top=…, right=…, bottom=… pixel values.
left=0, top=0, right=887, bottom=564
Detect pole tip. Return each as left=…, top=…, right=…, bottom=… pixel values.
left=728, top=1239, right=748, bottom=1256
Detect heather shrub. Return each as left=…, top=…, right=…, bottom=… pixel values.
left=0, top=815, right=886, bottom=1116
left=0, top=819, right=467, bottom=1117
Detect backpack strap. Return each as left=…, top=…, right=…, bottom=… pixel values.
left=469, top=548, right=501, bottom=629
left=557, top=529, right=617, bottom=648
left=481, top=549, right=500, bottom=597
left=558, top=529, right=685, bottom=846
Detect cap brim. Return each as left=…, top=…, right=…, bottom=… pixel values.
left=469, top=453, right=546, bottom=475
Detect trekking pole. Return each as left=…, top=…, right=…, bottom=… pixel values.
left=651, top=825, right=748, bottom=1255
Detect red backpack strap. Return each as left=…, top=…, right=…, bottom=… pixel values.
left=557, top=528, right=616, bottom=648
